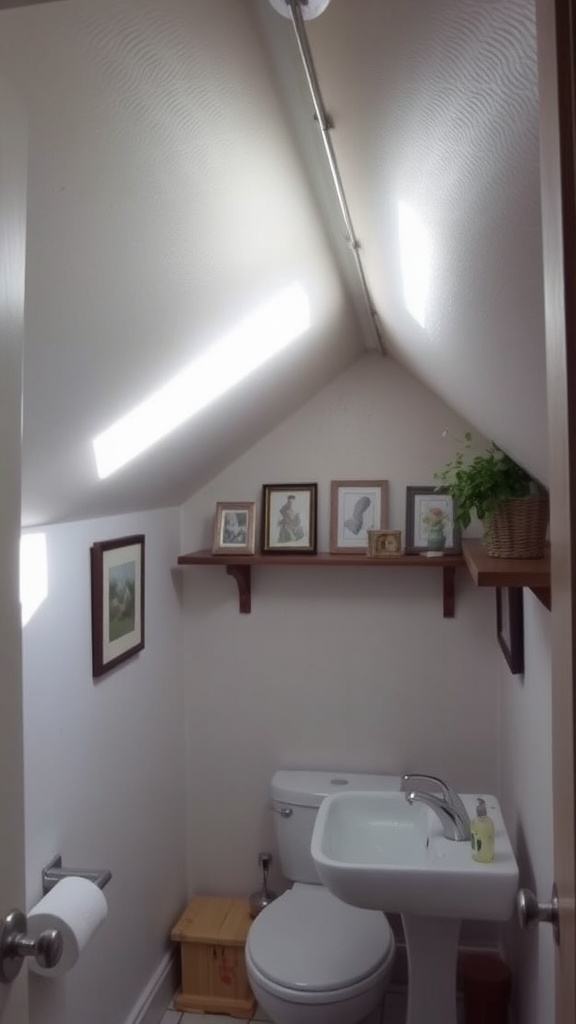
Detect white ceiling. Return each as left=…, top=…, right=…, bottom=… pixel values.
left=0, top=0, right=547, bottom=526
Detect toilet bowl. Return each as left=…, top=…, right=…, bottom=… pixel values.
left=246, top=882, right=395, bottom=1024
left=246, top=770, right=399, bottom=1024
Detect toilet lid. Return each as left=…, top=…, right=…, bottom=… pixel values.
left=247, top=886, right=393, bottom=993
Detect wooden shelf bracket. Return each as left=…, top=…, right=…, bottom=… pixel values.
left=226, top=564, right=251, bottom=614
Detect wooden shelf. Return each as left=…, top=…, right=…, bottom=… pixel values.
left=177, top=550, right=465, bottom=617
left=462, top=539, right=551, bottom=609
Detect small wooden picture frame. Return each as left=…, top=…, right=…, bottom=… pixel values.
left=496, top=586, right=524, bottom=674
left=212, top=502, right=256, bottom=555
left=367, top=530, right=402, bottom=557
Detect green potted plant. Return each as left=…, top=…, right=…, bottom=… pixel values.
left=434, top=432, right=548, bottom=558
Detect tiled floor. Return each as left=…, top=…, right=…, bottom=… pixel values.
left=159, top=990, right=409, bottom=1024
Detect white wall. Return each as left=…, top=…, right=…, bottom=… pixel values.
left=500, top=591, right=555, bottom=1024
left=179, top=353, right=503, bottom=899
left=22, top=508, right=187, bottom=1024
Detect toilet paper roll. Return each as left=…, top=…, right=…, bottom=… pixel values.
left=27, top=876, right=108, bottom=976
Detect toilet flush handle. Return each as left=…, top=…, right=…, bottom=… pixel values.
left=272, top=806, right=292, bottom=818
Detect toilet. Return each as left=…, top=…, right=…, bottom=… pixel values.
left=245, top=770, right=398, bottom=1024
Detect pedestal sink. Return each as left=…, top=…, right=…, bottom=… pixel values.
left=311, top=790, right=518, bottom=1024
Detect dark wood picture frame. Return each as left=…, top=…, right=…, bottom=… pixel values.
left=405, top=486, right=461, bottom=555
left=91, top=534, right=145, bottom=678
left=261, top=483, right=317, bottom=554
left=496, top=586, right=524, bottom=674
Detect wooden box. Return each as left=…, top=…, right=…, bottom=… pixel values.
left=171, top=896, right=256, bottom=1017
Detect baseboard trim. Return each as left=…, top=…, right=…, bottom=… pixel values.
left=123, top=950, right=179, bottom=1024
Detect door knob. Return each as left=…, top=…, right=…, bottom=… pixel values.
left=516, top=884, right=560, bottom=945
left=0, top=909, right=63, bottom=982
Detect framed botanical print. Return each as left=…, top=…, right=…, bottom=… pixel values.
left=405, top=486, right=461, bottom=555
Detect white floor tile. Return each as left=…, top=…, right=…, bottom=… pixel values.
left=160, top=1013, right=181, bottom=1024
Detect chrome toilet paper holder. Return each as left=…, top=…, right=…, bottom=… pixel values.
left=42, top=854, right=112, bottom=895
left=0, top=855, right=112, bottom=983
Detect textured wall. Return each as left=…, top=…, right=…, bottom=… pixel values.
left=179, top=354, right=502, bottom=897
left=22, top=508, right=186, bottom=1024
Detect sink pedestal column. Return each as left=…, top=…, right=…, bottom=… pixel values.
left=401, top=915, right=461, bottom=1024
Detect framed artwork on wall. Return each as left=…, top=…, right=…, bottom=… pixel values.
left=91, top=534, right=145, bottom=678
left=261, top=484, right=317, bottom=554
left=496, top=586, right=524, bottom=675
left=367, top=529, right=403, bottom=557
left=405, top=486, right=461, bottom=555
left=211, top=501, right=256, bottom=555
left=330, top=480, right=388, bottom=553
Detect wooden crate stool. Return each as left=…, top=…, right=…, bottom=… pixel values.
left=171, top=896, right=256, bottom=1017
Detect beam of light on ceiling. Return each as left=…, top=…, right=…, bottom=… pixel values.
left=398, top=201, right=432, bottom=330
left=93, top=282, right=310, bottom=479
left=20, top=533, right=48, bottom=627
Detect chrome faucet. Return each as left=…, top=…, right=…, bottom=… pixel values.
left=401, top=773, right=471, bottom=842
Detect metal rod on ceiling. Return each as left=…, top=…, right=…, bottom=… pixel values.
left=286, top=0, right=385, bottom=355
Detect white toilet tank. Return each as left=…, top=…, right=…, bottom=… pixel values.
left=271, top=770, right=399, bottom=884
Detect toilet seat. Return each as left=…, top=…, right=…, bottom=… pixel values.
left=246, top=884, right=394, bottom=999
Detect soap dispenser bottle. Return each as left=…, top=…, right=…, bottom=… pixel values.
left=470, top=797, right=495, bottom=863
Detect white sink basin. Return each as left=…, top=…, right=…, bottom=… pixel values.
left=311, top=790, right=518, bottom=920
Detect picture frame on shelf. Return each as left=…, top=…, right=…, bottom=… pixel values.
left=330, top=480, right=388, bottom=553
left=261, top=483, right=317, bottom=554
left=367, top=529, right=402, bottom=557
left=405, top=486, right=461, bottom=555
left=211, top=501, right=256, bottom=555
left=496, top=586, right=524, bottom=674
left=91, top=534, right=145, bottom=678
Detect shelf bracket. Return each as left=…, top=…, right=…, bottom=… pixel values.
left=226, top=564, right=251, bottom=613
left=530, top=586, right=551, bottom=610
left=442, top=566, right=456, bottom=618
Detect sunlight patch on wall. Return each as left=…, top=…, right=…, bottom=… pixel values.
left=93, top=283, right=310, bottom=479
left=20, top=533, right=48, bottom=627
left=398, top=201, right=431, bottom=330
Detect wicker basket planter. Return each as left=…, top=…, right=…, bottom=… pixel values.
left=483, top=495, right=549, bottom=558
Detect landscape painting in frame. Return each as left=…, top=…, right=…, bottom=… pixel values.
left=91, top=534, right=145, bottom=677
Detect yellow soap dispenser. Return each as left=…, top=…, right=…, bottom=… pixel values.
left=470, top=797, right=495, bottom=863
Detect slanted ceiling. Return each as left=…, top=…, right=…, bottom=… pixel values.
left=0, top=0, right=547, bottom=527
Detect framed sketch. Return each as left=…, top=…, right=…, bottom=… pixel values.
left=91, top=535, right=145, bottom=678
left=367, top=529, right=402, bottom=557
left=330, top=480, right=388, bottom=553
left=405, top=486, right=461, bottom=555
left=212, top=501, right=256, bottom=555
left=261, top=484, right=317, bottom=554
left=496, top=586, right=524, bottom=674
